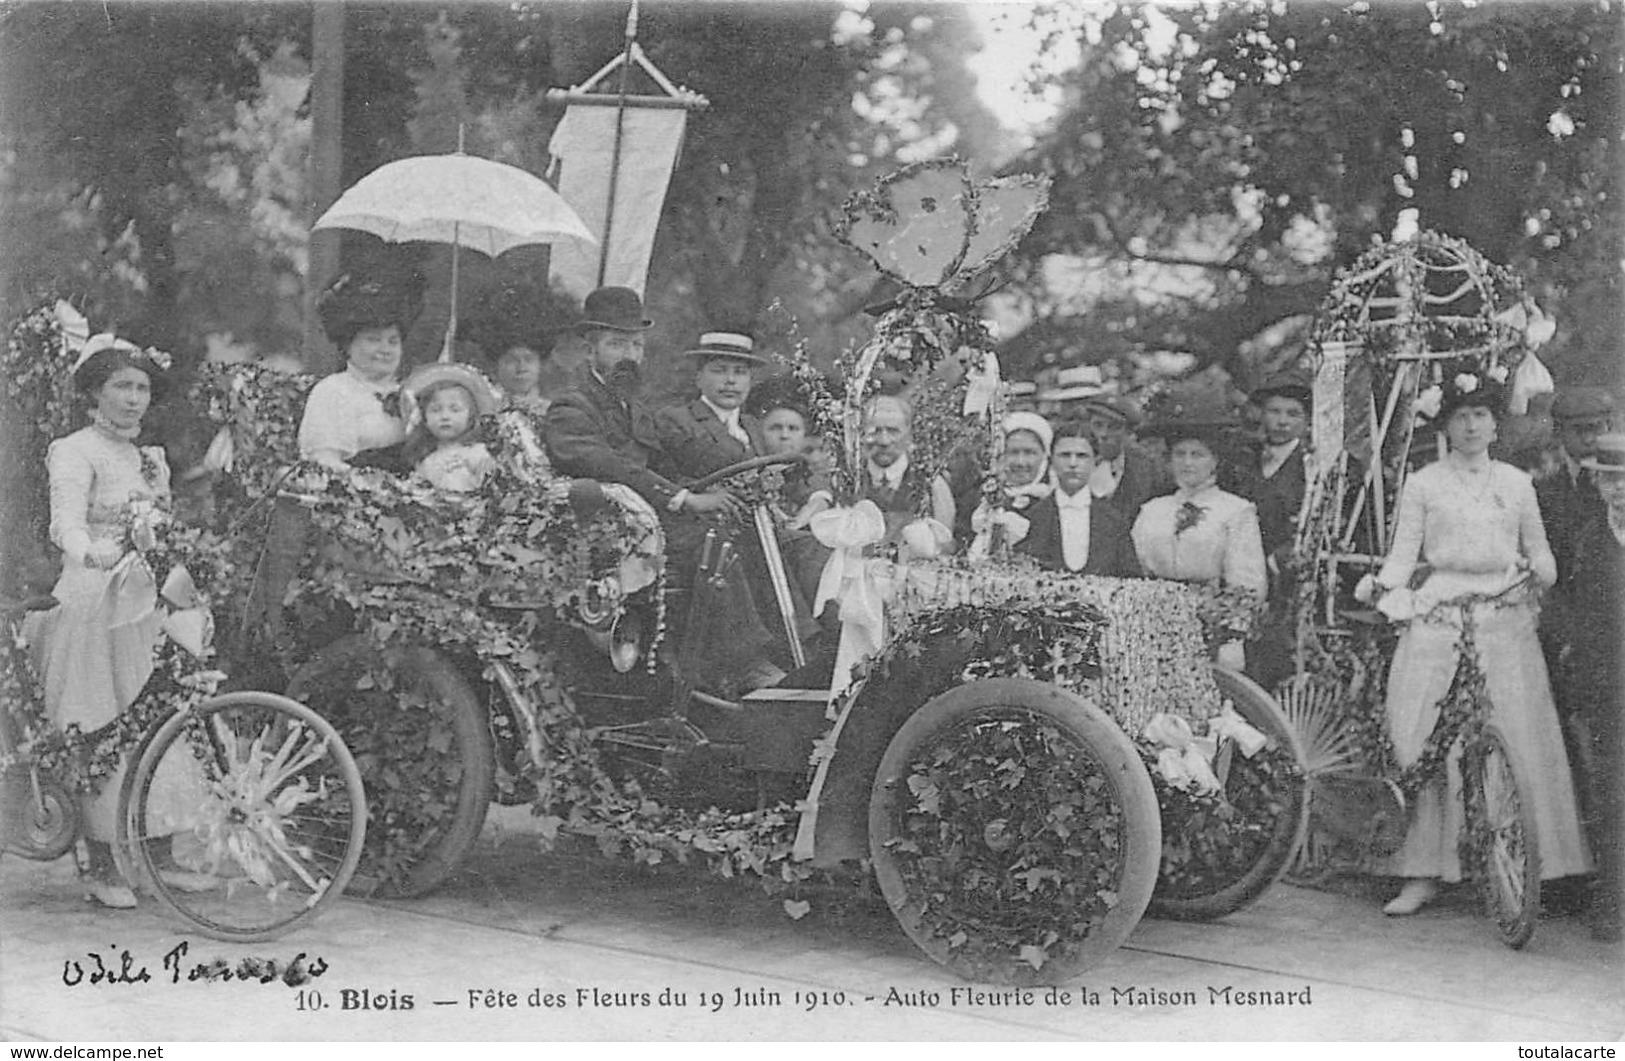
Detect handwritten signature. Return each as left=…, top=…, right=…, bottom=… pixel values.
left=62, top=942, right=329, bottom=987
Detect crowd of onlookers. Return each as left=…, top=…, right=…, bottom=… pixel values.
left=13, top=269, right=1620, bottom=944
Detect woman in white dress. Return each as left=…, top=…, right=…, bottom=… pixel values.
left=1358, top=372, right=1590, bottom=915
left=1132, top=395, right=1267, bottom=670
left=25, top=342, right=210, bottom=907
left=297, top=272, right=424, bottom=471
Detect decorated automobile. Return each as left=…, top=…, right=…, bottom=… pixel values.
left=2, top=159, right=1308, bottom=983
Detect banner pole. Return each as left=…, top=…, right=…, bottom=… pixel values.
left=598, top=0, right=639, bottom=288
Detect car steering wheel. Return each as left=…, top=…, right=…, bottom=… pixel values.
left=689, top=452, right=806, bottom=492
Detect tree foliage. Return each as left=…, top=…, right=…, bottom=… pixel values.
left=1014, top=0, right=1622, bottom=387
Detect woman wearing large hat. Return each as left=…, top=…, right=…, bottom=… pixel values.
left=1355, top=369, right=1589, bottom=917
left=22, top=336, right=211, bottom=907
left=1130, top=388, right=1267, bottom=670
left=298, top=270, right=425, bottom=469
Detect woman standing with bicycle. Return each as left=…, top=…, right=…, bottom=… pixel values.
left=23, top=340, right=210, bottom=908
left=1358, top=370, right=1590, bottom=916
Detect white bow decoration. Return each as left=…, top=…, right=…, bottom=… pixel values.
left=1141, top=713, right=1222, bottom=796
left=811, top=501, right=891, bottom=695
left=53, top=300, right=92, bottom=353
left=160, top=562, right=215, bottom=658
left=899, top=516, right=953, bottom=562
left=1206, top=705, right=1269, bottom=758
left=967, top=506, right=1032, bottom=559
left=962, top=349, right=1002, bottom=417
left=202, top=426, right=236, bottom=476
left=1509, top=352, right=1555, bottom=416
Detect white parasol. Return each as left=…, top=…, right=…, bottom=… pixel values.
left=313, top=133, right=597, bottom=361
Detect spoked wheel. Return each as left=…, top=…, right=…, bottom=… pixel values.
left=118, top=692, right=366, bottom=942
left=286, top=637, right=494, bottom=898
left=869, top=678, right=1161, bottom=986
left=1, top=772, right=80, bottom=861
left=1465, top=723, right=1541, bottom=950
left=1148, top=666, right=1310, bottom=921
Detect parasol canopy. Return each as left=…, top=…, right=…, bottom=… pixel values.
left=313, top=152, right=596, bottom=255
left=313, top=149, right=596, bottom=360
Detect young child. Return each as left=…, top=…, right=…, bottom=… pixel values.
left=402, top=363, right=500, bottom=492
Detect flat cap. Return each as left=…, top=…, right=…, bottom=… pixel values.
left=1550, top=387, right=1616, bottom=422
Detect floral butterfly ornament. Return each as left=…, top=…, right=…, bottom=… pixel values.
left=831, top=158, right=1051, bottom=481
left=836, top=157, right=1051, bottom=297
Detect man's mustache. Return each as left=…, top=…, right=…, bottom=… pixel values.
left=607, top=359, right=642, bottom=390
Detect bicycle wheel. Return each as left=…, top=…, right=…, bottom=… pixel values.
left=119, top=692, right=367, bottom=942
left=1466, top=723, right=1541, bottom=950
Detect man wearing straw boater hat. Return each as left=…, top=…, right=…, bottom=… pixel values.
left=656, top=330, right=830, bottom=654
left=1545, top=431, right=1625, bottom=942
left=655, top=331, right=775, bottom=474
left=544, top=292, right=785, bottom=690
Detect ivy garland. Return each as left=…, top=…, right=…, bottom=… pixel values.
left=1146, top=740, right=1301, bottom=900
left=888, top=711, right=1129, bottom=979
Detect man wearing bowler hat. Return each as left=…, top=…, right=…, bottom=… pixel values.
left=1079, top=393, right=1173, bottom=523
left=1538, top=386, right=1616, bottom=587
left=544, top=292, right=783, bottom=691
left=545, top=287, right=743, bottom=523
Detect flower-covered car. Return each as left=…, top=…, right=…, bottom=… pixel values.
left=3, top=160, right=1308, bottom=982
left=220, top=161, right=1306, bottom=984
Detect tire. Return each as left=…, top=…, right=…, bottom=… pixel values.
left=2, top=773, right=79, bottom=862
left=1148, top=666, right=1310, bottom=922
left=118, top=692, right=366, bottom=942
left=1466, top=723, right=1541, bottom=950
left=286, top=637, right=494, bottom=899
left=869, top=678, right=1161, bottom=986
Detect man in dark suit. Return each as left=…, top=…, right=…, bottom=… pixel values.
left=544, top=288, right=743, bottom=522
left=1243, top=372, right=1312, bottom=563
left=1235, top=372, right=1312, bottom=691
left=1546, top=432, right=1625, bottom=942
left=1079, top=394, right=1172, bottom=523
left=859, top=394, right=954, bottom=550
left=654, top=332, right=830, bottom=643
left=654, top=332, right=773, bottom=473
left=1014, top=421, right=1140, bottom=577
left=544, top=290, right=779, bottom=689
left=1537, top=386, right=1616, bottom=588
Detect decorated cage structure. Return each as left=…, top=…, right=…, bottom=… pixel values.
left=1282, top=230, right=1556, bottom=865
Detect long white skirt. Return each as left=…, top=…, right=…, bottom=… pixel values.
left=1381, top=602, right=1590, bottom=881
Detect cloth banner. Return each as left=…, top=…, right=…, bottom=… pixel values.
left=1311, top=340, right=1350, bottom=484
left=548, top=105, right=688, bottom=299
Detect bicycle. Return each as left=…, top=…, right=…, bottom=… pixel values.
left=1, top=589, right=369, bottom=942
left=1314, top=575, right=1544, bottom=948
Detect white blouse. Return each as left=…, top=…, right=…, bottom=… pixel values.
left=1377, top=458, right=1556, bottom=600
left=298, top=368, right=406, bottom=467
left=1131, top=483, right=1267, bottom=596
left=47, top=426, right=170, bottom=564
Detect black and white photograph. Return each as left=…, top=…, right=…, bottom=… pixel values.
left=0, top=0, right=1620, bottom=1044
